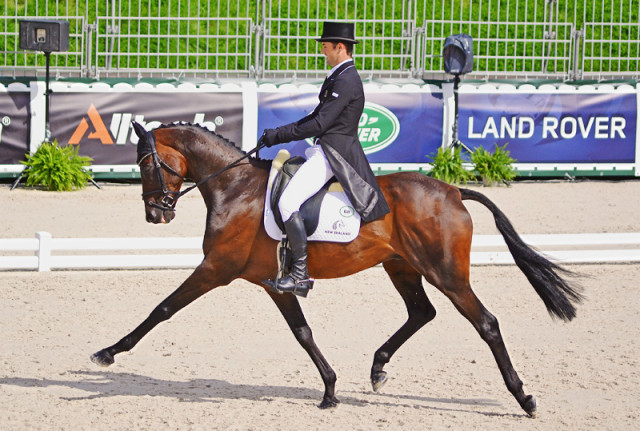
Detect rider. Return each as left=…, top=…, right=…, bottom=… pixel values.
left=262, top=21, right=390, bottom=297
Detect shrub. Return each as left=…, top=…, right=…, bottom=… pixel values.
left=429, top=146, right=475, bottom=185
left=471, top=143, right=517, bottom=186
left=21, top=140, right=93, bottom=191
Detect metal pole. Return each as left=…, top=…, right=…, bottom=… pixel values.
left=44, top=51, right=52, bottom=142
left=9, top=169, right=27, bottom=190
left=451, top=74, right=473, bottom=154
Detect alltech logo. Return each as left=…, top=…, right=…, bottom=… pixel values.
left=68, top=104, right=222, bottom=145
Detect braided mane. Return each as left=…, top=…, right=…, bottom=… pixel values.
left=156, top=122, right=242, bottom=152
left=154, top=122, right=272, bottom=165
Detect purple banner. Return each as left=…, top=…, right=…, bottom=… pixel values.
left=49, top=92, right=243, bottom=165
left=0, top=91, right=30, bottom=164
left=257, top=90, right=444, bottom=163
left=459, top=92, right=637, bottom=163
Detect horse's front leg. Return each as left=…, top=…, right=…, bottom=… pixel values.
left=90, top=262, right=221, bottom=367
left=268, top=291, right=339, bottom=409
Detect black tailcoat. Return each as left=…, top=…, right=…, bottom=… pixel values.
left=275, top=60, right=390, bottom=222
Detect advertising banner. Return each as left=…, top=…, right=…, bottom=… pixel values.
left=0, top=91, right=30, bottom=164
left=49, top=92, right=243, bottom=165
left=459, top=92, right=637, bottom=163
left=257, top=90, right=443, bottom=163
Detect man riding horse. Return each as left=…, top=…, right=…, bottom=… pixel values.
left=261, top=21, right=390, bottom=297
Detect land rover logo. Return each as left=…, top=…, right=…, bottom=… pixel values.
left=358, top=102, right=400, bottom=154
left=303, top=102, right=400, bottom=153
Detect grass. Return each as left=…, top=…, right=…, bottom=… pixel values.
left=1, top=0, right=637, bottom=74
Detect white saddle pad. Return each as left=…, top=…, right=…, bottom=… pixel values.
left=263, top=150, right=361, bottom=243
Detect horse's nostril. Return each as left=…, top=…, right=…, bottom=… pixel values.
left=146, top=209, right=158, bottom=223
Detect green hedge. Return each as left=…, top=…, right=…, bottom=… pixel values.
left=1, top=0, right=638, bottom=73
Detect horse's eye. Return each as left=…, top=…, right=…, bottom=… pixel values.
left=140, top=163, right=154, bottom=176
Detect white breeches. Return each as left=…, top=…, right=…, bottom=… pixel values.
left=278, top=145, right=334, bottom=222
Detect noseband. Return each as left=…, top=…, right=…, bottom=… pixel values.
left=138, top=128, right=266, bottom=213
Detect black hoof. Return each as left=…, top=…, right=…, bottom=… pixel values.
left=319, top=396, right=340, bottom=409
left=371, top=371, right=388, bottom=392
left=521, top=394, right=537, bottom=418
left=90, top=349, right=115, bottom=367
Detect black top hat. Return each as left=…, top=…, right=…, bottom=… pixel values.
left=316, top=22, right=359, bottom=44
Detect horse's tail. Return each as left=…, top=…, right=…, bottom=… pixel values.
left=460, top=188, right=583, bottom=322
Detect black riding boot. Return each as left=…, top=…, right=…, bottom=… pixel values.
left=276, top=211, right=314, bottom=297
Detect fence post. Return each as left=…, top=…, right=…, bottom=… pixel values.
left=253, top=0, right=266, bottom=79
left=36, top=231, right=52, bottom=272
left=572, top=28, right=584, bottom=80
left=85, top=23, right=95, bottom=78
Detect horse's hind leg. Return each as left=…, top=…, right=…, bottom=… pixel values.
left=370, top=259, right=437, bottom=392
left=437, top=273, right=537, bottom=417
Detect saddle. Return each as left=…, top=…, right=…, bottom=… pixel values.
left=263, top=150, right=361, bottom=243
left=269, top=155, right=338, bottom=236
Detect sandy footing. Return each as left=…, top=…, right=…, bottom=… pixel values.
left=1, top=180, right=639, bottom=430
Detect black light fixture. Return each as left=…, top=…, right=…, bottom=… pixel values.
left=443, top=34, right=474, bottom=75
left=19, top=19, right=70, bottom=143
left=443, top=34, right=473, bottom=152
left=11, top=20, right=70, bottom=191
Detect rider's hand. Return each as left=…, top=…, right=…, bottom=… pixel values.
left=261, top=128, right=280, bottom=148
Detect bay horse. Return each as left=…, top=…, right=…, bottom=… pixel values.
left=91, top=122, right=582, bottom=417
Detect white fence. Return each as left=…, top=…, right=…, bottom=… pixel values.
left=1, top=231, right=639, bottom=272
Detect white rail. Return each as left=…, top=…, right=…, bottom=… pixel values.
left=1, top=232, right=639, bottom=271
left=471, top=233, right=640, bottom=264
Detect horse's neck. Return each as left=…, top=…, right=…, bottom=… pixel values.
left=180, top=133, right=269, bottom=206
left=181, top=132, right=245, bottom=178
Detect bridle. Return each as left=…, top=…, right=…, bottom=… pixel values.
left=138, top=130, right=266, bottom=213
left=138, top=149, right=187, bottom=212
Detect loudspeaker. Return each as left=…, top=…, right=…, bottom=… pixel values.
left=443, top=34, right=473, bottom=75
left=19, top=19, right=69, bottom=52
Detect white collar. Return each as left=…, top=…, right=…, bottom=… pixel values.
left=327, top=58, right=353, bottom=77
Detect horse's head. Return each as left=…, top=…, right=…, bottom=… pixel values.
left=133, top=122, right=187, bottom=224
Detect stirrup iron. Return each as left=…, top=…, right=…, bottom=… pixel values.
left=263, top=236, right=289, bottom=294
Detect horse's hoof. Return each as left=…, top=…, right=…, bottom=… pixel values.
left=319, top=396, right=340, bottom=409
left=90, top=349, right=114, bottom=367
left=522, top=394, right=537, bottom=418
left=371, top=371, right=388, bottom=392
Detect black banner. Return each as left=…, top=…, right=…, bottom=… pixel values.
left=0, top=91, right=30, bottom=164
left=49, top=92, right=243, bottom=165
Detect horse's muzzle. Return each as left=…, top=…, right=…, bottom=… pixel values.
left=145, top=205, right=175, bottom=224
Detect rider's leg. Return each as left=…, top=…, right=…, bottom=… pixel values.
left=276, top=211, right=312, bottom=295
left=278, top=146, right=334, bottom=222
left=276, top=146, right=333, bottom=296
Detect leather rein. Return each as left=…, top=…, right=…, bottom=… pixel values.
left=139, top=134, right=267, bottom=212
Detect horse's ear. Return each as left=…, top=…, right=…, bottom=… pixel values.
left=132, top=121, right=147, bottom=140
left=133, top=121, right=156, bottom=164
